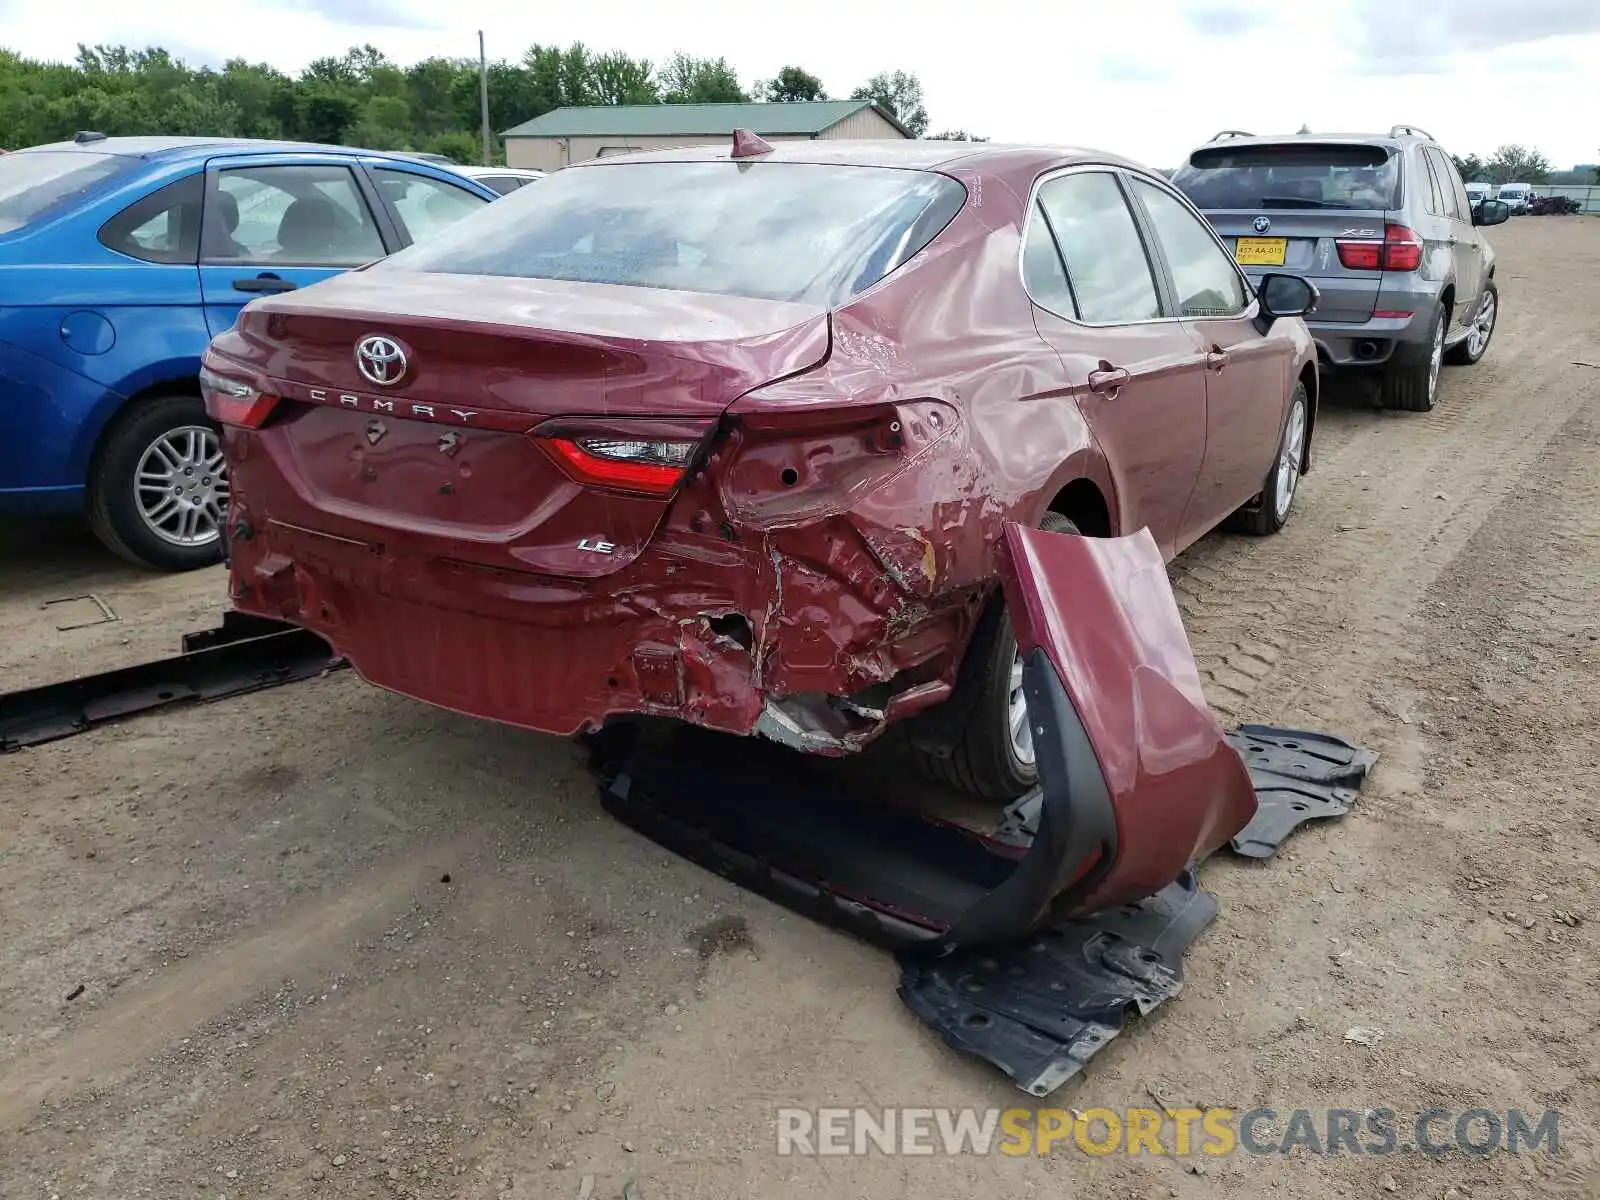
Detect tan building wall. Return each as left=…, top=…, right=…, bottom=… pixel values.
left=504, top=109, right=905, bottom=171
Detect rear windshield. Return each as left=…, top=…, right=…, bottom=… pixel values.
left=0, top=151, right=134, bottom=234
left=1172, top=144, right=1401, bottom=211
left=378, top=160, right=966, bottom=307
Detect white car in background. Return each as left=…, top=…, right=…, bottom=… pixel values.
left=1464, top=181, right=1491, bottom=208
left=449, top=164, right=547, bottom=196
left=1494, top=182, right=1532, bottom=213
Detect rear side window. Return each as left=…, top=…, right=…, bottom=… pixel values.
left=0, top=151, right=135, bottom=234
left=98, top=174, right=203, bottom=263
left=1036, top=172, right=1161, bottom=324
left=1021, top=205, right=1076, bottom=316
left=371, top=168, right=489, bottom=244
left=1173, top=143, right=1401, bottom=211
left=377, top=161, right=967, bottom=308
left=1131, top=179, right=1248, bottom=318
left=478, top=175, right=524, bottom=196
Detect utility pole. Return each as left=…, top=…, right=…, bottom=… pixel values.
left=478, top=30, right=491, bottom=166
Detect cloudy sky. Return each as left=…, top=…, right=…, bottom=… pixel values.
left=3, top=0, right=1597, bottom=168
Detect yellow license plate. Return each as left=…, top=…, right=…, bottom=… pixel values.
left=1235, top=237, right=1287, bottom=266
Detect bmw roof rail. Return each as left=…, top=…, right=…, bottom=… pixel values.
left=1208, top=129, right=1255, bottom=142
left=1389, top=124, right=1436, bottom=141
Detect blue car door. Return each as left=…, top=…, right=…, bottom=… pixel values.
left=196, top=153, right=397, bottom=337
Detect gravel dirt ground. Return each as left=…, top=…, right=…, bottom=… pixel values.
left=1, top=217, right=1596, bottom=1200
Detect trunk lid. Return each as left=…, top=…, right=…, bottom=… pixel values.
left=217, top=270, right=830, bottom=577
left=1202, top=208, right=1390, bottom=323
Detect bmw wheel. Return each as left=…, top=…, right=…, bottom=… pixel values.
left=1444, top=280, right=1498, bottom=366
left=88, top=392, right=229, bottom=571
left=1380, top=306, right=1445, bottom=412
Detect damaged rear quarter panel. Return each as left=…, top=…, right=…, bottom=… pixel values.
left=721, top=161, right=1116, bottom=711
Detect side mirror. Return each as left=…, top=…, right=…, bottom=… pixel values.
left=1473, top=199, right=1510, bottom=227
left=1257, top=273, right=1319, bottom=323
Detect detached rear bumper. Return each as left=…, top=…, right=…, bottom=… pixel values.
left=223, top=506, right=977, bottom=747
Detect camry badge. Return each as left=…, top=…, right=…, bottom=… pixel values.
left=365, top=419, right=387, bottom=446
left=355, top=334, right=407, bottom=386
left=1253, top=216, right=1272, bottom=233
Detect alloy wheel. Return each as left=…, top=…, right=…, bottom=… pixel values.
left=135, top=425, right=228, bottom=547
left=1427, top=315, right=1444, bottom=404
left=1466, top=292, right=1497, bottom=359
left=1008, top=652, right=1034, bottom=766
left=1274, top=397, right=1307, bottom=521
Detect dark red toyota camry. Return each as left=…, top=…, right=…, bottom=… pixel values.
left=202, top=136, right=1318, bottom=801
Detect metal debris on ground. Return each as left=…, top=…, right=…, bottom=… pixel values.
left=42, top=593, right=117, bottom=631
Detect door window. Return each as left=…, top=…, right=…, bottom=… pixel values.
left=371, top=168, right=489, bottom=244
left=1036, top=172, right=1161, bottom=324
left=1130, top=179, right=1249, bottom=318
left=1418, top=153, right=1448, bottom=218
left=98, top=174, right=204, bottom=263
left=204, top=164, right=385, bottom=266
left=1428, top=149, right=1469, bottom=221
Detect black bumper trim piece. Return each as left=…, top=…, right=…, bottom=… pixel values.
left=591, top=720, right=1376, bottom=1096
left=1226, top=726, right=1378, bottom=859
left=1, top=616, right=344, bottom=752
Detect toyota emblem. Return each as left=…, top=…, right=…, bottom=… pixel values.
left=1253, top=216, right=1272, bottom=233
left=355, top=335, right=407, bottom=386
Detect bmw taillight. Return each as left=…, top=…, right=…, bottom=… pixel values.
left=1336, top=223, right=1423, bottom=272
left=200, top=365, right=280, bottom=428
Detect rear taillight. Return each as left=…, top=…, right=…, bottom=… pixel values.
left=541, top=436, right=699, bottom=496
left=1336, top=223, right=1423, bottom=272
left=200, top=365, right=279, bottom=428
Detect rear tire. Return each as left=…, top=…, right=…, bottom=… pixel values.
left=1444, top=280, right=1497, bottom=366
left=1379, top=306, right=1444, bottom=412
left=87, top=393, right=228, bottom=572
left=909, top=511, right=1079, bottom=802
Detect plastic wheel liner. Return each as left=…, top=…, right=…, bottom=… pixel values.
left=591, top=522, right=1377, bottom=1095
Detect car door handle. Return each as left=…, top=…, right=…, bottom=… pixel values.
left=233, top=273, right=297, bottom=294
left=1205, top=348, right=1229, bottom=372
left=1087, top=365, right=1130, bottom=396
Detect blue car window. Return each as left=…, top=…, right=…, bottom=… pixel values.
left=205, top=164, right=384, bottom=267
left=98, top=174, right=204, bottom=264
left=0, top=150, right=135, bottom=234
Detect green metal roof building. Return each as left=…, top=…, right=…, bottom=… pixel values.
left=501, top=100, right=910, bottom=170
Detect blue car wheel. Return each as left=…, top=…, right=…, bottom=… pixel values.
left=87, top=392, right=227, bottom=571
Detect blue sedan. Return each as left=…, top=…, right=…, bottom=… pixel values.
left=0, top=134, right=498, bottom=569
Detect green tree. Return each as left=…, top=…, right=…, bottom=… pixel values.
left=850, top=70, right=928, bottom=136
left=926, top=129, right=987, bottom=142
left=657, top=52, right=747, bottom=103
left=1486, top=144, right=1552, bottom=184
left=1451, top=152, right=1486, bottom=182
left=758, top=66, right=826, bottom=102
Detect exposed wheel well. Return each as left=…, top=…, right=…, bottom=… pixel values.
left=1438, top=284, right=1456, bottom=325
left=1046, top=478, right=1112, bottom=537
